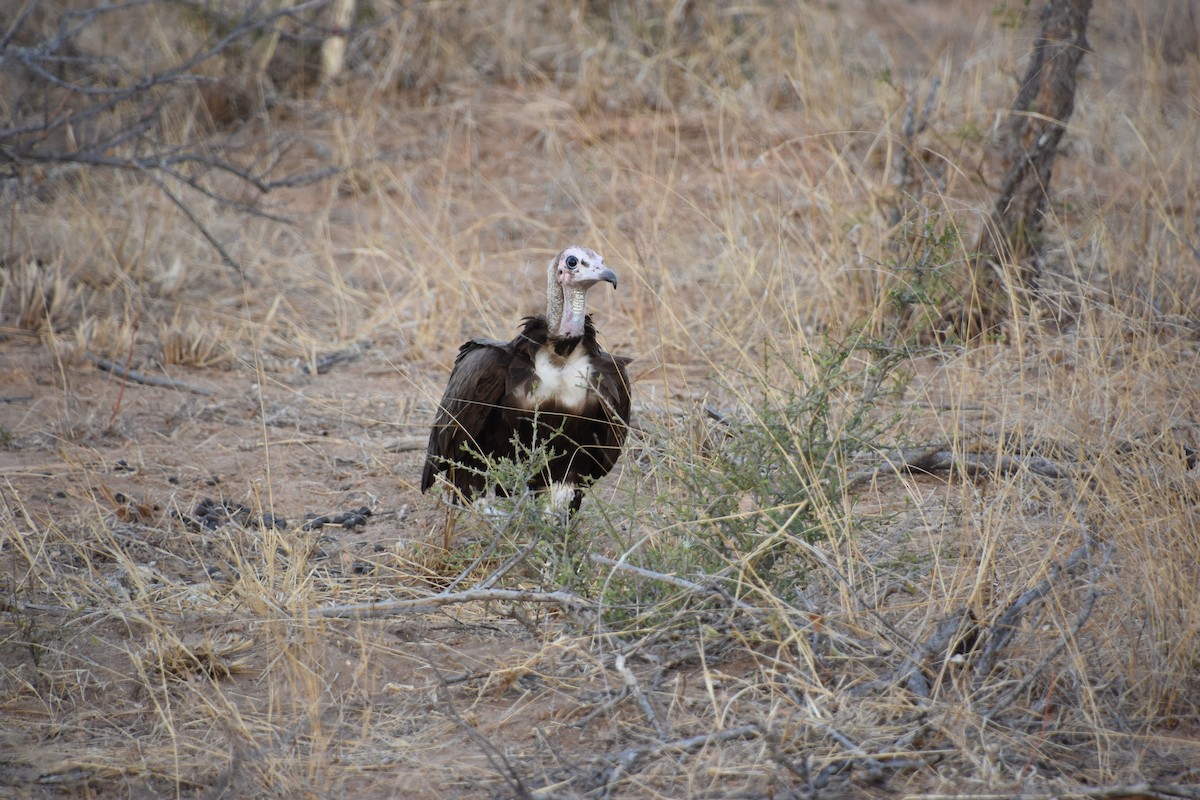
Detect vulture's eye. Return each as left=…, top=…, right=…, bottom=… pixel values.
left=565, top=255, right=579, bottom=269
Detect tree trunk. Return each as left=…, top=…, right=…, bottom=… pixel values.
left=962, top=0, right=1092, bottom=334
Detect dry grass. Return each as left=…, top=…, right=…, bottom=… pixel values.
left=2, top=1, right=1200, bottom=797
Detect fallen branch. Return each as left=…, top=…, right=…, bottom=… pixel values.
left=0, top=598, right=75, bottom=617
left=869, top=537, right=1106, bottom=700
left=303, top=340, right=371, bottom=374
left=973, top=543, right=1094, bottom=685
left=615, top=653, right=670, bottom=739
left=882, top=607, right=980, bottom=699
left=431, top=662, right=534, bottom=800
left=595, top=725, right=761, bottom=796
left=813, top=721, right=889, bottom=784
left=984, top=543, right=1113, bottom=712
left=310, top=587, right=591, bottom=618
left=3, top=1, right=343, bottom=270
left=87, top=353, right=214, bottom=396
left=907, top=783, right=1200, bottom=800
left=589, top=552, right=757, bottom=612
left=847, top=445, right=1073, bottom=492
left=379, top=436, right=429, bottom=452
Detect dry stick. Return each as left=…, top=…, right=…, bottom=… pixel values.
left=0, top=598, right=74, bottom=617
left=972, top=542, right=1093, bottom=686
left=475, top=538, right=543, bottom=592
left=588, top=552, right=757, bottom=612
left=759, top=727, right=811, bottom=784
left=439, top=496, right=539, bottom=594
left=853, top=437, right=1194, bottom=498
left=596, top=507, right=891, bottom=666
left=585, top=607, right=928, bottom=794
left=845, top=445, right=950, bottom=491
left=589, top=550, right=889, bottom=661
left=845, top=445, right=1073, bottom=492
left=320, top=0, right=356, bottom=83
left=853, top=444, right=1110, bottom=703
left=614, top=653, right=670, bottom=739
left=439, top=531, right=505, bottom=594
left=813, top=721, right=887, bottom=784
left=597, top=725, right=761, bottom=797
left=885, top=609, right=979, bottom=700
left=310, top=587, right=591, bottom=618
left=985, top=543, right=1113, bottom=715
left=1019, top=664, right=1060, bottom=782
left=430, top=663, right=534, bottom=800
left=302, top=341, right=371, bottom=374
left=87, top=353, right=214, bottom=396
left=141, top=171, right=243, bottom=274
left=568, top=685, right=630, bottom=730
left=907, top=785, right=1200, bottom=800
left=847, top=443, right=1075, bottom=697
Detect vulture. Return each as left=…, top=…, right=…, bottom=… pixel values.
left=421, top=246, right=632, bottom=514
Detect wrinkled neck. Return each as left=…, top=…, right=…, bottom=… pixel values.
left=558, top=286, right=589, bottom=339
left=546, top=277, right=588, bottom=340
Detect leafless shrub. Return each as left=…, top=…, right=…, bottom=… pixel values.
left=1, top=0, right=343, bottom=269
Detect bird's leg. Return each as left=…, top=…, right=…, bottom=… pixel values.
left=442, top=501, right=456, bottom=551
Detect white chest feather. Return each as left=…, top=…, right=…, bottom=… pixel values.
left=526, top=347, right=594, bottom=411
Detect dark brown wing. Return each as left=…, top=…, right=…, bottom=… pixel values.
left=578, top=349, right=633, bottom=480
left=421, top=339, right=514, bottom=495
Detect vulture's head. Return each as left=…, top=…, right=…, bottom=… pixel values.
left=546, top=246, right=617, bottom=340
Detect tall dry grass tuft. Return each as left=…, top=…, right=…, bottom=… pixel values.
left=2, top=1, right=1199, bottom=797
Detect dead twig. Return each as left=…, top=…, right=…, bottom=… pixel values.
left=595, top=725, right=761, bottom=797
left=881, top=608, right=980, bottom=699
left=87, top=353, right=214, bottom=396
left=906, top=783, right=1200, bottom=800
left=614, top=653, right=670, bottom=739
left=985, top=543, right=1113, bottom=713
left=430, top=663, right=534, bottom=800
left=589, top=552, right=757, bottom=612
left=311, top=587, right=591, bottom=618
left=847, top=445, right=1073, bottom=492
left=2, top=1, right=342, bottom=271
left=973, top=543, right=1094, bottom=685
left=303, top=340, right=372, bottom=374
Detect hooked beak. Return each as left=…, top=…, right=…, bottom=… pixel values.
left=569, top=261, right=618, bottom=291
